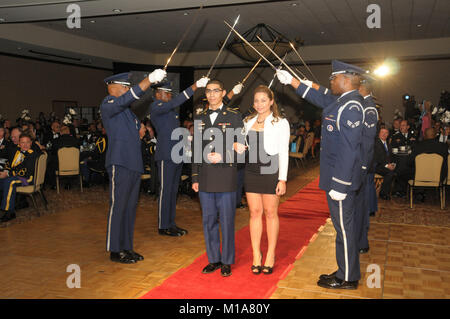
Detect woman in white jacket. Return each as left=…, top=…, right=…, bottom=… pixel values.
left=240, top=85, right=290, bottom=275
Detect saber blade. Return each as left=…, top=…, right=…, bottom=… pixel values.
left=289, top=42, right=320, bottom=83
left=223, top=20, right=278, bottom=71
left=206, top=14, right=240, bottom=78
left=163, top=5, right=203, bottom=70
left=255, top=35, right=301, bottom=80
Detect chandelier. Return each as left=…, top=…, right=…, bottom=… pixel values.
left=225, top=23, right=303, bottom=63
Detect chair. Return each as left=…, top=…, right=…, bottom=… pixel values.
left=374, top=174, right=384, bottom=196
left=56, top=147, right=83, bottom=194
left=289, top=133, right=314, bottom=168
left=407, top=153, right=444, bottom=209
left=16, top=152, right=48, bottom=216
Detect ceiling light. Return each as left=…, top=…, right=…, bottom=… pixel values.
left=89, top=20, right=96, bottom=23
left=112, top=9, right=121, bottom=13
left=0, top=18, right=5, bottom=23
left=374, top=64, right=390, bottom=77
left=291, top=3, right=298, bottom=6
left=320, top=31, right=325, bottom=35
left=417, top=24, right=422, bottom=27
left=183, top=12, right=189, bottom=16
left=162, top=41, right=167, bottom=45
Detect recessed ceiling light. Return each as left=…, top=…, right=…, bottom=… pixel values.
left=0, top=18, right=5, bottom=23
left=417, top=24, right=422, bottom=27
left=17, top=47, right=22, bottom=50
left=183, top=12, right=189, bottom=16
left=162, top=41, right=167, bottom=45
left=89, top=20, right=96, bottom=23
left=320, top=31, right=325, bottom=34
left=112, top=9, right=121, bottom=13
left=291, top=3, right=298, bottom=6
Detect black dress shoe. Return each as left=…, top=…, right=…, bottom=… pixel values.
left=158, top=228, right=183, bottom=237
left=317, top=275, right=358, bottom=290
left=202, top=262, right=222, bottom=274
left=174, top=226, right=188, bottom=235
left=221, top=264, right=232, bottom=277
left=124, top=250, right=144, bottom=261
left=319, top=270, right=338, bottom=281
left=1, top=211, right=16, bottom=223
left=359, top=247, right=370, bottom=254
left=110, top=251, right=137, bottom=264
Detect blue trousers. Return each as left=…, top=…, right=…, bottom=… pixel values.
left=355, top=173, right=378, bottom=251
left=157, top=159, right=182, bottom=230
left=199, top=191, right=236, bottom=265
left=106, top=165, right=141, bottom=253
left=327, top=191, right=360, bottom=282
left=0, top=176, right=27, bottom=212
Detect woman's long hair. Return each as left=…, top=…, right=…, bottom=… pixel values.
left=244, top=85, right=283, bottom=124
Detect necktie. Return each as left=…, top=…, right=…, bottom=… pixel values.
left=383, top=141, right=388, bottom=153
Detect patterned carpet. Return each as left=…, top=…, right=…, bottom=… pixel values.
left=2, top=175, right=449, bottom=228
left=374, top=189, right=450, bottom=227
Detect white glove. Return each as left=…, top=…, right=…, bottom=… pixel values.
left=276, top=70, right=293, bottom=85
left=148, top=69, right=166, bottom=84
left=328, top=189, right=347, bottom=201
left=196, top=76, right=210, bottom=88
left=300, top=78, right=313, bottom=88
left=232, top=83, right=243, bottom=95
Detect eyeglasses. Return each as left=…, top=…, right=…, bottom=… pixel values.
left=205, top=88, right=223, bottom=95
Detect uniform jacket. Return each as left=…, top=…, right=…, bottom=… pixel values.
left=296, top=83, right=364, bottom=193
left=100, top=85, right=144, bottom=173
left=150, top=86, right=194, bottom=161
left=361, top=96, right=379, bottom=176
left=6, top=147, right=38, bottom=184
left=191, top=105, right=244, bottom=192
left=390, top=130, right=417, bottom=148
left=243, top=113, right=290, bottom=181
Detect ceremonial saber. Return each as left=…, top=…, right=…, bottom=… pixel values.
left=268, top=52, right=289, bottom=88
left=241, top=57, right=262, bottom=84
left=240, top=38, right=278, bottom=84
left=206, top=14, right=240, bottom=78
left=289, top=42, right=320, bottom=84
left=163, top=5, right=203, bottom=70
left=224, top=20, right=278, bottom=72
left=255, top=35, right=301, bottom=81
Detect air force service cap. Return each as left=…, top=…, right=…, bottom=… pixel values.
left=331, top=60, right=366, bottom=76
left=104, top=72, right=131, bottom=86
left=153, top=81, right=173, bottom=93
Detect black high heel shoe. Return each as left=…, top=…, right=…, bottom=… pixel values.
left=262, top=257, right=275, bottom=275
left=251, top=252, right=263, bottom=275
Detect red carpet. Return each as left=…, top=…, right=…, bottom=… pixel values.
left=141, top=177, right=329, bottom=299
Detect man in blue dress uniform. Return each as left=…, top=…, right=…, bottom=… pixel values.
left=355, top=75, right=379, bottom=254
left=191, top=79, right=245, bottom=277
left=277, top=60, right=365, bottom=289
left=101, top=69, right=166, bottom=263
left=149, top=76, right=209, bottom=237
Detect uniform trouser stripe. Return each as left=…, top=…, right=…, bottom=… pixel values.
left=339, top=200, right=349, bottom=281
left=158, top=161, right=164, bottom=229
left=106, top=165, right=116, bottom=251
left=5, top=180, right=21, bottom=211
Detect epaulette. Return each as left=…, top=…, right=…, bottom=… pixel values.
left=27, top=149, right=34, bottom=154
left=226, top=107, right=240, bottom=114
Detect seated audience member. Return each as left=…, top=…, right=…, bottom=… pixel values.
left=0, top=127, right=7, bottom=157
left=43, top=121, right=61, bottom=149
left=80, top=126, right=107, bottom=187
left=52, top=125, right=80, bottom=153
left=391, top=120, right=417, bottom=148
left=0, top=133, right=38, bottom=222
left=140, top=124, right=158, bottom=194
left=373, top=128, right=396, bottom=200
left=437, top=125, right=450, bottom=144
left=389, top=118, right=401, bottom=139
left=293, top=125, right=307, bottom=153
left=410, top=127, right=449, bottom=183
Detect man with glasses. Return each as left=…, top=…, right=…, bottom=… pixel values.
left=191, top=79, right=245, bottom=277
left=277, top=60, right=365, bottom=289
left=101, top=70, right=166, bottom=264
left=149, top=76, right=209, bottom=237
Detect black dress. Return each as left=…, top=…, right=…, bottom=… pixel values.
left=244, top=130, right=279, bottom=194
